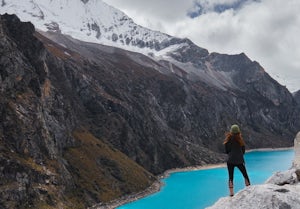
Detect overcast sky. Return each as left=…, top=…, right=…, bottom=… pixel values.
left=103, top=0, right=300, bottom=92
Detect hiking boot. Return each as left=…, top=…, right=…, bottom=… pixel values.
left=245, top=179, right=250, bottom=186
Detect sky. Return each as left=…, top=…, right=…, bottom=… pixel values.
left=103, top=0, right=300, bottom=92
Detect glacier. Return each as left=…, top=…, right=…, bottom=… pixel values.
left=0, top=0, right=174, bottom=56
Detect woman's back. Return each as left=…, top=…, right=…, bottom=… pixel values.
left=225, top=136, right=245, bottom=164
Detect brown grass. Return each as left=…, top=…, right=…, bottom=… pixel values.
left=63, top=129, right=154, bottom=204
left=42, top=78, right=51, bottom=98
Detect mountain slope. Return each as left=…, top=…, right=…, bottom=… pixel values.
left=38, top=29, right=300, bottom=148
left=0, top=14, right=154, bottom=209
left=294, top=90, right=300, bottom=105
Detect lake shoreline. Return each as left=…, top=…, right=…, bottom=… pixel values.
left=246, top=147, right=293, bottom=153
left=159, top=147, right=293, bottom=179
left=91, top=147, right=293, bottom=209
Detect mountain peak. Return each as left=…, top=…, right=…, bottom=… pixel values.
left=0, top=0, right=285, bottom=92
left=0, top=0, right=175, bottom=55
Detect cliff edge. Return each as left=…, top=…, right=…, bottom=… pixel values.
left=293, top=132, right=300, bottom=168
left=207, top=132, right=300, bottom=209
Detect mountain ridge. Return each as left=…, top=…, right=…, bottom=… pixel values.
left=0, top=0, right=256, bottom=91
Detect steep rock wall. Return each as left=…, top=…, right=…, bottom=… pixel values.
left=0, top=14, right=154, bottom=209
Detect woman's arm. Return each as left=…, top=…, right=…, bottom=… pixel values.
left=242, top=146, right=245, bottom=154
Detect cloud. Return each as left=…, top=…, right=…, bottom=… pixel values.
left=103, top=0, right=300, bottom=92
left=188, top=0, right=252, bottom=17
left=104, top=0, right=194, bottom=22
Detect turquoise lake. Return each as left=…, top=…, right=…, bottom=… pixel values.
left=117, top=149, right=294, bottom=209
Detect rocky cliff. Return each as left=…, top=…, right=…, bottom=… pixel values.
left=38, top=28, right=300, bottom=169
left=294, top=90, right=300, bottom=105
left=1, top=14, right=300, bottom=209
left=207, top=132, right=300, bottom=209
left=0, top=14, right=154, bottom=209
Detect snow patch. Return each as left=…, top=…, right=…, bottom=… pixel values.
left=64, top=51, right=71, bottom=56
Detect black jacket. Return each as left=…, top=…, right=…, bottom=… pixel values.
left=225, top=137, right=245, bottom=164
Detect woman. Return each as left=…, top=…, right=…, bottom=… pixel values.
left=224, top=124, right=250, bottom=196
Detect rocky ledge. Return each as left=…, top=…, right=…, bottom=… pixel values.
left=207, top=132, right=300, bottom=209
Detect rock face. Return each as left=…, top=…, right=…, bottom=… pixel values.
left=294, top=90, right=300, bottom=105
left=40, top=28, right=300, bottom=170
left=207, top=132, right=300, bottom=209
left=0, top=14, right=154, bottom=209
left=0, top=14, right=300, bottom=208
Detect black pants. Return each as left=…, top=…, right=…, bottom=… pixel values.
left=227, top=162, right=250, bottom=183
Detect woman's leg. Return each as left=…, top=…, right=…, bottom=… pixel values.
left=227, top=162, right=234, bottom=182
left=227, top=163, right=235, bottom=196
left=237, top=164, right=250, bottom=186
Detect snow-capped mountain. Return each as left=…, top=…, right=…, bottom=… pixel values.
left=1, top=0, right=234, bottom=88
left=0, top=0, right=286, bottom=92
left=0, top=0, right=177, bottom=55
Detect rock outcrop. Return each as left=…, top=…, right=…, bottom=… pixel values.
left=293, top=132, right=300, bottom=168
left=293, top=90, right=300, bottom=106
left=207, top=132, right=300, bottom=209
